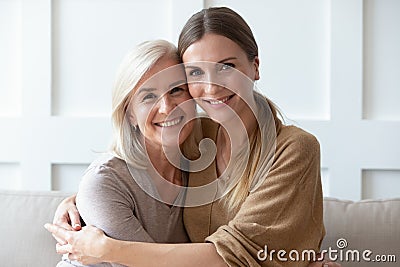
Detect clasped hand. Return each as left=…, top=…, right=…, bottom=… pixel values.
left=44, top=224, right=108, bottom=265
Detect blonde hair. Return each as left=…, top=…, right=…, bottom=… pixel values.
left=223, top=92, right=278, bottom=212
left=109, top=40, right=199, bottom=169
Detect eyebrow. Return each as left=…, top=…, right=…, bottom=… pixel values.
left=137, top=87, right=156, bottom=95
left=218, top=57, right=237, bottom=63
left=184, top=57, right=238, bottom=69
left=169, top=79, right=186, bottom=88
left=137, top=79, right=186, bottom=95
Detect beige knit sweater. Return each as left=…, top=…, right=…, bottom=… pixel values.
left=184, top=118, right=325, bottom=267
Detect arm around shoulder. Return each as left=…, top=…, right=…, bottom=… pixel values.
left=77, top=163, right=154, bottom=242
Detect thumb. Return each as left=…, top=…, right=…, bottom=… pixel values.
left=69, top=209, right=82, bottom=230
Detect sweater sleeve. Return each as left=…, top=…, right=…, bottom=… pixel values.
left=76, top=165, right=155, bottom=243
left=205, top=130, right=325, bottom=267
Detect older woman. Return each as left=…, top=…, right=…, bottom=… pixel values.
left=54, top=39, right=200, bottom=267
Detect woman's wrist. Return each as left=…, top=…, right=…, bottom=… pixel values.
left=100, top=235, right=114, bottom=262
left=101, top=235, right=129, bottom=264
left=102, top=237, right=140, bottom=266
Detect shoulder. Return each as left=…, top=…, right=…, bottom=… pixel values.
left=81, top=154, right=130, bottom=189
left=77, top=155, right=137, bottom=207
left=269, top=124, right=321, bottom=177
left=89, top=154, right=127, bottom=172
left=256, top=124, right=322, bottom=190
left=276, top=124, right=320, bottom=157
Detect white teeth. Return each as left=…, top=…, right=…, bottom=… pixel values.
left=208, top=96, right=230, bottom=105
left=157, top=117, right=182, bottom=127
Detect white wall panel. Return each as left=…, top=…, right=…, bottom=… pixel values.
left=0, top=119, right=21, bottom=163
left=0, top=0, right=22, bottom=117
left=206, top=0, right=330, bottom=120
left=362, top=170, right=400, bottom=199
left=363, top=0, right=400, bottom=120
left=0, top=0, right=399, bottom=199
left=51, top=0, right=172, bottom=116
left=0, top=163, right=21, bottom=190
left=52, top=164, right=89, bottom=192
left=170, top=0, right=204, bottom=44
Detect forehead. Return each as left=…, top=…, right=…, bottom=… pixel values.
left=182, top=33, right=245, bottom=62
left=137, top=58, right=186, bottom=91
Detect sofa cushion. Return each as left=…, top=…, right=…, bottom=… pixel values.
left=322, top=197, right=400, bottom=267
left=0, top=190, right=70, bottom=267
left=1, top=190, right=399, bottom=267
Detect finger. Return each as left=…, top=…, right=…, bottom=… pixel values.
left=56, top=243, right=73, bottom=254
left=44, top=223, right=70, bottom=241
left=52, top=234, right=67, bottom=245
left=53, top=213, right=76, bottom=231
left=45, top=222, right=68, bottom=245
left=56, top=221, right=75, bottom=231
left=69, top=209, right=82, bottom=230
left=67, top=252, right=80, bottom=261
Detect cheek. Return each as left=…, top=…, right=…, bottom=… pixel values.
left=135, top=106, right=153, bottom=128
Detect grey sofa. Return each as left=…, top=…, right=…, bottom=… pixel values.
left=1, top=190, right=399, bottom=267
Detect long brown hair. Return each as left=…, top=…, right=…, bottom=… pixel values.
left=178, top=7, right=280, bottom=211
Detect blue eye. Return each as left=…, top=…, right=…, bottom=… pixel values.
left=220, top=63, right=235, bottom=71
left=142, top=93, right=157, bottom=102
left=189, top=68, right=204, bottom=76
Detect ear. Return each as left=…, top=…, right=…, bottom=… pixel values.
left=254, top=56, right=260, bottom=81
left=127, top=109, right=137, bottom=126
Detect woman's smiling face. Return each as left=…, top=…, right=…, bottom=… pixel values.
left=182, top=33, right=259, bottom=123
left=130, top=56, right=195, bottom=149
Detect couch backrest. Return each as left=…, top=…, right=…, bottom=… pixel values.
left=0, top=190, right=70, bottom=267
left=1, top=190, right=399, bottom=267
left=322, top=197, right=400, bottom=267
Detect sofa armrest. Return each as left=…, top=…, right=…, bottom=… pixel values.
left=322, top=197, right=400, bottom=266
left=0, top=190, right=72, bottom=267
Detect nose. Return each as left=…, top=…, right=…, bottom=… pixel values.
left=203, top=82, right=220, bottom=95
left=203, top=71, right=221, bottom=95
left=158, top=94, right=176, bottom=115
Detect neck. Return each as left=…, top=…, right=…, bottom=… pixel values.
left=145, top=142, right=181, bottom=185
left=216, top=100, right=258, bottom=176
left=220, top=98, right=258, bottom=150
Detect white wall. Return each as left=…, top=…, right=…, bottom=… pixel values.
left=0, top=0, right=399, bottom=200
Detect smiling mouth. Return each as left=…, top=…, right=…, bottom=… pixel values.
left=203, top=94, right=235, bottom=105
left=155, top=116, right=183, bottom=127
